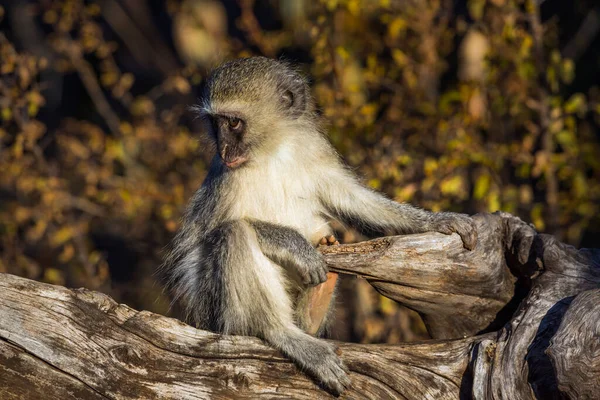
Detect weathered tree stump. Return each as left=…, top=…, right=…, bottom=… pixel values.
left=0, top=212, right=598, bottom=399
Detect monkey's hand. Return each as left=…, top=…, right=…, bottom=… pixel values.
left=250, top=220, right=329, bottom=287
left=295, top=249, right=329, bottom=287
left=430, top=212, right=478, bottom=250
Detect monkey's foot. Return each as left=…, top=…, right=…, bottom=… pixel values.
left=317, top=234, right=340, bottom=247
left=303, top=340, right=350, bottom=396
left=431, top=212, right=478, bottom=250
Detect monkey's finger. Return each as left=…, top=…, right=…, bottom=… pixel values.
left=312, top=270, right=326, bottom=285
left=318, top=266, right=328, bottom=283
left=339, top=360, right=350, bottom=375
left=309, top=271, right=321, bottom=286
left=436, top=225, right=453, bottom=235
left=321, top=267, right=329, bottom=282
left=319, top=237, right=328, bottom=246
left=455, top=218, right=478, bottom=250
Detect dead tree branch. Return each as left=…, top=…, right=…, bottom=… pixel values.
left=0, top=212, right=598, bottom=399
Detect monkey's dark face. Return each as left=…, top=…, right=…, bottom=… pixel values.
left=205, top=113, right=249, bottom=169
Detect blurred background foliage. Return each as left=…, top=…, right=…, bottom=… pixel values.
left=0, top=0, right=599, bottom=343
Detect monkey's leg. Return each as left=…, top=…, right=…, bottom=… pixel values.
left=249, top=221, right=339, bottom=335
left=248, top=220, right=328, bottom=287
left=207, top=220, right=350, bottom=395
left=263, top=323, right=350, bottom=395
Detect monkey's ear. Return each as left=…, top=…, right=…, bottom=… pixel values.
left=281, top=90, right=294, bottom=109
left=279, top=78, right=308, bottom=118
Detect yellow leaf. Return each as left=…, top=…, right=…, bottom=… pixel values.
left=487, top=192, right=500, bottom=212
left=391, top=49, right=408, bottom=67
left=380, top=296, right=396, bottom=316
left=346, top=0, right=360, bottom=16
left=43, top=268, right=65, bottom=285
left=1, top=108, right=12, bottom=121
left=368, top=179, right=381, bottom=190
left=51, top=227, right=73, bottom=247
left=58, top=245, right=75, bottom=263
left=26, top=220, right=47, bottom=242
left=388, top=18, right=406, bottom=39
left=424, top=158, right=438, bottom=175
left=160, top=204, right=174, bottom=219
left=573, top=172, right=587, bottom=198
left=440, top=175, right=464, bottom=196
left=335, top=46, right=350, bottom=61
left=171, top=76, right=191, bottom=94
left=474, top=174, right=491, bottom=200
left=561, top=59, right=575, bottom=84
left=564, top=93, right=587, bottom=116
left=530, top=204, right=545, bottom=231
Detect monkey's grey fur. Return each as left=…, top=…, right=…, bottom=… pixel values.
left=161, top=57, right=477, bottom=395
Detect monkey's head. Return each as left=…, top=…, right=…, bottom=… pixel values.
left=198, top=57, right=313, bottom=169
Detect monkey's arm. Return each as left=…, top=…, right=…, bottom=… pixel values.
left=249, top=220, right=328, bottom=286
left=319, top=168, right=477, bottom=250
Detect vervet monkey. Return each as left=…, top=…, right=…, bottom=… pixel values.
left=161, top=57, right=477, bottom=395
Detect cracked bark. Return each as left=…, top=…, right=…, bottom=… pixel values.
left=0, top=212, right=598, bottom=399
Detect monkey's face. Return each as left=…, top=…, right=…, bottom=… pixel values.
left=205, top=113, right=249, bottom=169
left=199, top=57, right=313, bottom=169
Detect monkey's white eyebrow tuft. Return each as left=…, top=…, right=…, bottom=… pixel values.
left=189, top=103, right=213, bottom=119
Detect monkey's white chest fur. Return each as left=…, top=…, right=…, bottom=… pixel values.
left=225, top=149, right=331, bottom=244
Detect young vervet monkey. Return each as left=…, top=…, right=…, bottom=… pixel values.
left=162, top=57, right=477, bottom=395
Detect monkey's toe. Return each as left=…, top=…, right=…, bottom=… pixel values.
left=317, top=235, right=339, bottom=248
left=461, top=223, right=478, bottom=251
left=452, top=214, right=478, bottom=250
left=310, top=344, right=350, bottom=396
left=321, top=366, right=350, bottom=396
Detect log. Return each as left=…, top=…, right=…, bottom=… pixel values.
left=546, top=289, right=600, bottom=399
left=0, top=212, right=598, bottom=399
left=321, top=212, right=539, bottom=339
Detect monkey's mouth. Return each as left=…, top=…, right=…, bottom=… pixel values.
left=223, top=156, right=248, bottom=169
left=218, top=142, right=248, bottom=169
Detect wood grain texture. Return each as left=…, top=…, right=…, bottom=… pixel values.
left=546, top=289, right=600, bottom=399
left=0, top=273, right=476, bottom=399
left=0, top=212, right=598, bottom=399
left=321, top=212, right=539, bottom=339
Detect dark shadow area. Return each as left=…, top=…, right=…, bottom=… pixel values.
left=526, top=297, right=574, bottom=400
left=458, top=343, right=476, bottom=400
left=477, top=234, right=545, bottom=334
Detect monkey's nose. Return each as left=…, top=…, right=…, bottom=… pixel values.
left=220, top=144, right=228, bottom=160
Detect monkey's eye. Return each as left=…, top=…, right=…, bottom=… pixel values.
left=228, top=117, right=243, bottom=132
